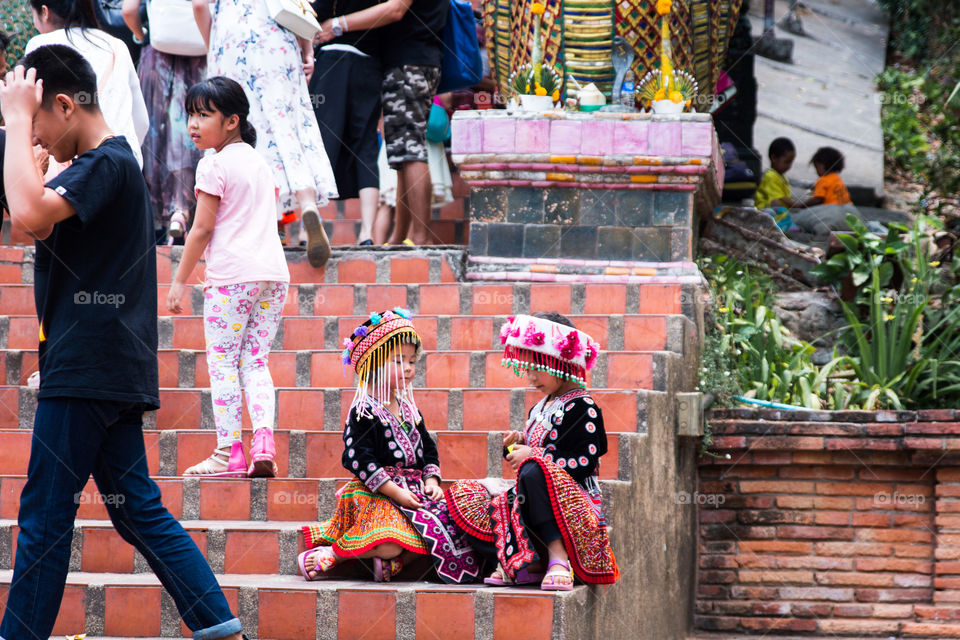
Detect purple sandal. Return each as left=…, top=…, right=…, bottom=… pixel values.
left=298, top=548, right=334, bottom=581
left=484, top=564, right=546, bottom=586
left=541, top=559, right=574, bottom=591
left=373, top=557, right=403, bottom=582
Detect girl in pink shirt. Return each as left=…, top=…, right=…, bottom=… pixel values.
left=167, top=76, right=290, bottom=478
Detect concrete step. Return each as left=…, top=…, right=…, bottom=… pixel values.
left=0, top=312, right=689, bottom=353
left=0, top=427, right=631, bottom=481
left=0, top=570, right=586, bottom=639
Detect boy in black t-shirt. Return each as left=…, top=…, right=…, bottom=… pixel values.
left=0, top=46, right=244, bottom=639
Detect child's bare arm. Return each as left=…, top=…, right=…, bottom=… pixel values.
left=791, top=195, right=824, bottom=209
left=167, top=191, right=217, bottom=313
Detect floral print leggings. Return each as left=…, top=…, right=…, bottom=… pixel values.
left=204, top=281, right=288, bottom=447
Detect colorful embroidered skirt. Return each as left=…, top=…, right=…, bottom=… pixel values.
left=445, top=458, right=619, bottom=585
left=302, top=468, right=482, bottom=584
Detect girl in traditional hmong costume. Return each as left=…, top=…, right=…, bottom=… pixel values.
left=445, top=312, right=620, bottom=590
left=298, top=308, right=480, bottom=583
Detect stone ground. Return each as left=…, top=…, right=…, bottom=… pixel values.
left=746, top=0, right=888, bottom=198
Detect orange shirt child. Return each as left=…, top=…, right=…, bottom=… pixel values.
left=813, top=172, right=851, bottom=205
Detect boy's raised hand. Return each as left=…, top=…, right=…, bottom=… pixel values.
left=0, top=66, right=43, bottom=124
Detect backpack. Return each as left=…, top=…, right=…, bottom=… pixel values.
left=436, top=0, right=482, bottom=94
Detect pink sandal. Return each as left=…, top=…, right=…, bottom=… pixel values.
left=541, top=559, right=574, bottom=591
left=373, top=557, right=404, bottom=582
left=298, top=547, right=335, bottom=581
left=248, top=428, right=278, bottom=478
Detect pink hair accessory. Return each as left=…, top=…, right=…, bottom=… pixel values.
left=523, top=323, right=545, bottom=346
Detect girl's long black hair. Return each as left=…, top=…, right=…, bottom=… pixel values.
left=30, top=0, right=106, bottom=48
left=185, top=76, right=257, bottom=146
left=30, top=0, right=99, bottom=29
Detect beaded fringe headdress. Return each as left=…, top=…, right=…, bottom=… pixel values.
left=342, top=308, right=421, bottom=417
left=499, top=315, right=600, bottom=389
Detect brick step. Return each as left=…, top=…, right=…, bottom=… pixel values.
left=0, top=348, right=678, bottom=395
left=0, top=245, right=468, bottom=286
left=3, top=382, right=674, bottom=431
left=0, top=278, right=689, bottom=317
left=0, top=457, right=631, bottom=521
left=0, top=570, right=579, bottom=639
left=0, top=312, right=688, bottom=353
left=1, top=518, right=580, bottom=583
left=321, top=218, right=468, bottom=247
left=0, top=428, right=629, bottom=480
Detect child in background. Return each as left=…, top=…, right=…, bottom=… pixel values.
left=445, top=313, right=620, bottom=590
left=810, top=146, right=852, bottom=206
left=754, top=137, right=796, bottom=210
left=167, top=76, right=289, bottom=478
left=0, top=47, right=242, bottom=638
left=299, top=309, right=480, bottom=584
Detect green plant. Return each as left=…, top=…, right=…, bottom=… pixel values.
left=820, top=214, right=960, bottom=408
left=699, top=255, right=844, bottom=409
left=810, top=214, right=909, bottom=292
left=509, top=64, right=562, bottom=96
left=877, top=67, right=930, bottom=176
left=836, top=266, right=928, bottom=409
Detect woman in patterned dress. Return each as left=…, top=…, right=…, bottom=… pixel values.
left=192, top=0, right=337, bottom=266
left=299, top=309, right=480, bottom=584
left=445, top=312, right=620, bottom=590
left=122, top=0, right=205, bottom=243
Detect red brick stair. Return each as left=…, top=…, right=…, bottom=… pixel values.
left=0, top=245, right=699, bottom=639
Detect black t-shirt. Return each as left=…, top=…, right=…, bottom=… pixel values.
left=313, top=0, right=384, bottom=58
left=37, top=136, right=159, bottom=408
left=384, top=0, right=448, bottom=68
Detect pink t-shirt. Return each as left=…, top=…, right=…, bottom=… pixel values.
left=195, top=142, right=290, bottom=286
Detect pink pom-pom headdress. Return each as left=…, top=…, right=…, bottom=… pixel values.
left=500, top=315, right=600, bottom=388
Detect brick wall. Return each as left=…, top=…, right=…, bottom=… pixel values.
left=696, top=408, right=960, bottom=637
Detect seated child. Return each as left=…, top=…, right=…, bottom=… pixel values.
left=298, top=308, right=480, bottom=584
left=445, top=312, right=620, bottom=590
left=754, top=137, right=803, bottom=232
left=809, top=146, right=852, bottom=206
left=754, top=136, right=796, bottom=210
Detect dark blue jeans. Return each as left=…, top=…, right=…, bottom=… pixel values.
left=0, top=398, right=242, bottom=640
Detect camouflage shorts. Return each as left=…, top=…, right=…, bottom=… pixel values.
left=382, top=65, right=441, bottom=169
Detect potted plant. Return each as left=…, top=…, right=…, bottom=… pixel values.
left=509, top=2, right=562, bottom=111
left=636, top=0, right=698, bottom=113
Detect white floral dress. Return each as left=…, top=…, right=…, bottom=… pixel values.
left=207, top=0, right=338, bottom=211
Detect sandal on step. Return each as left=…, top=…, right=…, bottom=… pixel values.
left=301, top=207, right=331, bottom=268
left=484, top=564, right=545, bottom=586
left=298, top=547, right=336, bottom=581
left=373, top=556, right=403, bottom=582
left=184, top=441, right=248, bottom=478
left=248, top=428, right=278, bottom=478
left=541, top=559, right=574, bottom=591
